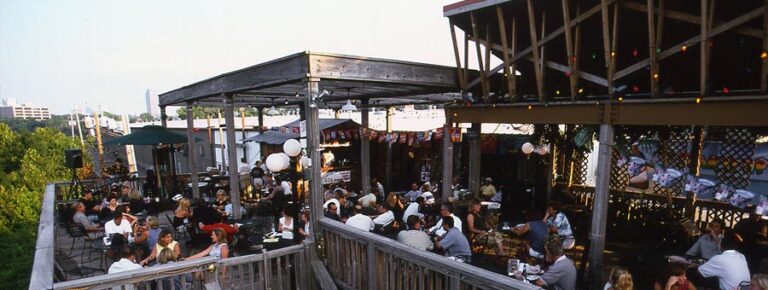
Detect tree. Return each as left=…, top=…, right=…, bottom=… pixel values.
left=0, top=124, right=91, bottom=289
left=138, top=112, right=157, bottom=122
left=102, top=111, right=122, bottom=121
left=176, top=106, right=208, bottom=120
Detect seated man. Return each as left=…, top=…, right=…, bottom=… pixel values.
left=357, top=187, right=378, bottom=208
left=404, top=183, right=422, bottom=203
left=324, top=203, right=341, bottom=221
left=346, top=205, right=374, bottom=232
left=533, top=238, right=577, bottom=290
left=697, top=232, right=750, bottom=290
left=371, top=203, right=395, bottom=228
left=433, top=217, right=471, bottom=263
left=72, top=201, right=102, bottom=239
left=108, top=246, right=142, bottom=275
left=402, top=196, right=425, bottom=228
left=398, top=215, right=433, bottom=251
left=198, top=215, right=238, bottom=244
left=104, top=209, right=135, bottom=239
left=428, top=202, right=463, bottom=237
left=686, top=219, right=724, bottom=260
left=78, top=189, right=101, bottom=222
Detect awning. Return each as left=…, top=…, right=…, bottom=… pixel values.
left=281, top=119, right=358, bottom=131
left=243, top=130, right=298, bottom=145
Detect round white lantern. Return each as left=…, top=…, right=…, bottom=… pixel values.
left=277, top=153, right=291, bottom=171
left=266, top=153, right=284, bottom=172
left=283, top=139, right=302, bottom=157
left=521, top=142, right=534, bottom=155
left=299, top=156, right=311, bottom=167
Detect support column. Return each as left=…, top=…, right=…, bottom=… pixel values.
left=160, top=106, right=168, bottom=128
left=186, top=103, right=200, bottom=198
left=360, top=99, right=371, bottom=199
left=384, top=106, right=394, bottom=192
left=305, top=79, right=323, bottom=235
left=257, top=106, right=265, bottom=162
left=224, top=95, right=242, bottom=220
left=588, top=124, right=614, bottom=290
left=441, top=122, right=454, bottom=203
left=468, top=123, right=481, bottom=198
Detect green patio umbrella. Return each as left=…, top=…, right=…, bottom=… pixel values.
left=105, top=125, right=190, bottom=145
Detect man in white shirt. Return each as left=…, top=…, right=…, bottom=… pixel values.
left=698, top=232, right=750, bottom=290
left=371, top=204, right=395, bottom=227
left=402, top=196, right=425, bottom=227
left=429, top=202, right=462, bottom=237
left=108, top=246, right=143, bottom=290
left=346, top=205, right=375, bottom=232
left=404, top=183, right=422, bottom=202
left=357, top=188, right=378, bottom=208
left=104, top=209, right=134, bottom=238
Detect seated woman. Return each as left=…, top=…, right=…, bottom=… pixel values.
left=187, top=228, right=229, bottom=265
left=510, top=210, right=549, bottom=259
left=278, top=206, right=298, bottom=244
left=156, top=248, right=193, bottom=290
left=99, top=194, right=120, bottom=222
left=173, top=198, right=193, bottom=229
left=141, top=228, right=181, bottom=266
left=654, top=263, right=697, bottom=290
left=466, top=199, right=504, bottom=255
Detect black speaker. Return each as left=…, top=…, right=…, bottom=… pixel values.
left=65, top=149, right=83, bottom=169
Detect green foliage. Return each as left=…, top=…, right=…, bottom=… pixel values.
left=138, top=112, right=157, bottom=122
left=102, top=111, right=122, bottom=121
left=0, top=123, right=91, bottom=289
left=0, top=114, right=72, bottom=133
left=176, top=106, right=221, bottom=120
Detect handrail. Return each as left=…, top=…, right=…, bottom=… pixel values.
left=53, top=257, right=218, bottom=290
left=318, top=218, right=540, bottom=290
left=217, top=242, right=309, bottom=266
left=29, top=183, right=57, bottom=290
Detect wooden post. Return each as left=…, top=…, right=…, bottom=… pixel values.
left=589, top=124, right=614, bottom=290
left=449, top=21, right=466, bottom=90
left=648, top=0, right=660, bottom=97
left=367, top=243, right=377, bottom=290
left=527, top=0, right=546, bottom=101
left=257, top=106, right=265, bottom=162
left=217, top=111, right=227, bottom=171
left=93, top=109, right=104, bottom=175
left=361, top=99, right=371, bottom=200
left=470, top=12, right=490, bottom=101
left=441, top=113, right=454, bottom=203
left=762, top=0, right=768, bottom=92
left=686, top=126, right=705, bottom=219
left=186, top=103, right=200, bottom=198
left=305, top=79, right=323, bottom=235
left=240, top=107, right=247, bottom=165
left=385, top=106, right=394, bottom=192
left=160, top=106, right=168, bottom=128
left=700, top=0, right=710, bottom=96
left=224, top=95, right=242, bottom=220
left=496, top=7, right=517, bottom=101
left=206, top=112, right=216, bottom=168
left=563, top=0, right=579, bottom=99
left=468, top=123, right=481, bottom=199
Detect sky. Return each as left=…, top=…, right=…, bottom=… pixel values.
left=0, top=0, right=460, bottom=115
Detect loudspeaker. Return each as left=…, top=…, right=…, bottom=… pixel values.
left=65, top=149, right=83, bottom=169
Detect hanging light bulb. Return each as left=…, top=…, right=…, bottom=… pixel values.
left=266, top=106, right=280, bottom=116
left=341, top=99, right=358, bottom=111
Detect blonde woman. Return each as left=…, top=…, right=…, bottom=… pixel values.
left=187, top=228, right=229, bottom=260
left=173, top=198, right=192, bottom=228
left=752, top=274, right=768, bottom=290
left=604, top=267, right=633, bottom=290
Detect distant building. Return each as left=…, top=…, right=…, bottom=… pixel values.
left=145, top=89, right=159, bottom=117
left=0, top=99, right=51, bottom=120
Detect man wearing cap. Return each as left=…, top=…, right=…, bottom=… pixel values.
left=479, top=177, right=497, bottom=200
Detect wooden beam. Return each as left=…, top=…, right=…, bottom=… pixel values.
left=448, top=97, right=768, bottom=127
left=527, top=0, right=546, bottom=101
left=656, top=0, right=666, bottom=47
left=763, top=1, right=768, bottom=92
left=496, top=7, right=517, bottom=102
left=615, top=7, right=764, bottom=80
left=648, top=0, right=660, bottom=97
left=540, top=11, right=547, bottom=94
left=485, top=24, right=493, bottom=103
left=186, top=102, right=200, bottom=198
left=224, top=94, right=242, bottom=220
left=620, top=1, right=763, bottom=39
left=449, top=21, right=466, bottom=90
left=470, top=12, right=490, bottom=100
left=700, top=0, right=709, bottom=96
left=600, top=0, right=615, bottom=99
left=537, top=59, right=609, bottom=87
left=465, top=2, right=610, bottom=90
left=562, top=0, right=579, bottom=99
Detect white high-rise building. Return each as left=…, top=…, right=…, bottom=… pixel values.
left=145, top=89, right=159, bottom=116
left=0, top=100, right=51, bottom=120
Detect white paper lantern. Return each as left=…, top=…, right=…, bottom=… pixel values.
left=521, top=142, right=534, bottom=155
left=299, top=156, right=311, bottom=167
left=277, top=153, right=291, bottom=171
left=266, top=154, right=284, bottom=172
left=283, top=139, right=302, bottom=157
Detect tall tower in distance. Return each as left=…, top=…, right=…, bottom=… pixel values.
left=145, top=89, right=160, bottom=117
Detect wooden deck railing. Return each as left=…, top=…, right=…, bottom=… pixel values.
left=29, top=183, right=57, bottom=290
left=318, top=218, right=540, bottom=290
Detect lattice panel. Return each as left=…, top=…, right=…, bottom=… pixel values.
left=571, top=150, right=589, bottom=185
left=654, top=127, right=692, bottom=196
left=610, top=142, right=630, bottom=191
left=715, top=128, right=757, bottom=189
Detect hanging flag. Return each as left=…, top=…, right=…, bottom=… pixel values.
left=370, top=130, right=379, bottom=141
left=451, top=128, right=462, bottom=143
left=424, top=131, right=432, bottom=142
left=416, top=132, right=424, bottom=142
left=329, top=130, right=337, bottom=140
left=339, top=130, right=346, bottom=140
left=434, top=128, right=444, bottom=140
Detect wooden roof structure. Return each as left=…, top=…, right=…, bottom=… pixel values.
left=158, top=51, right=463, bottom=109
